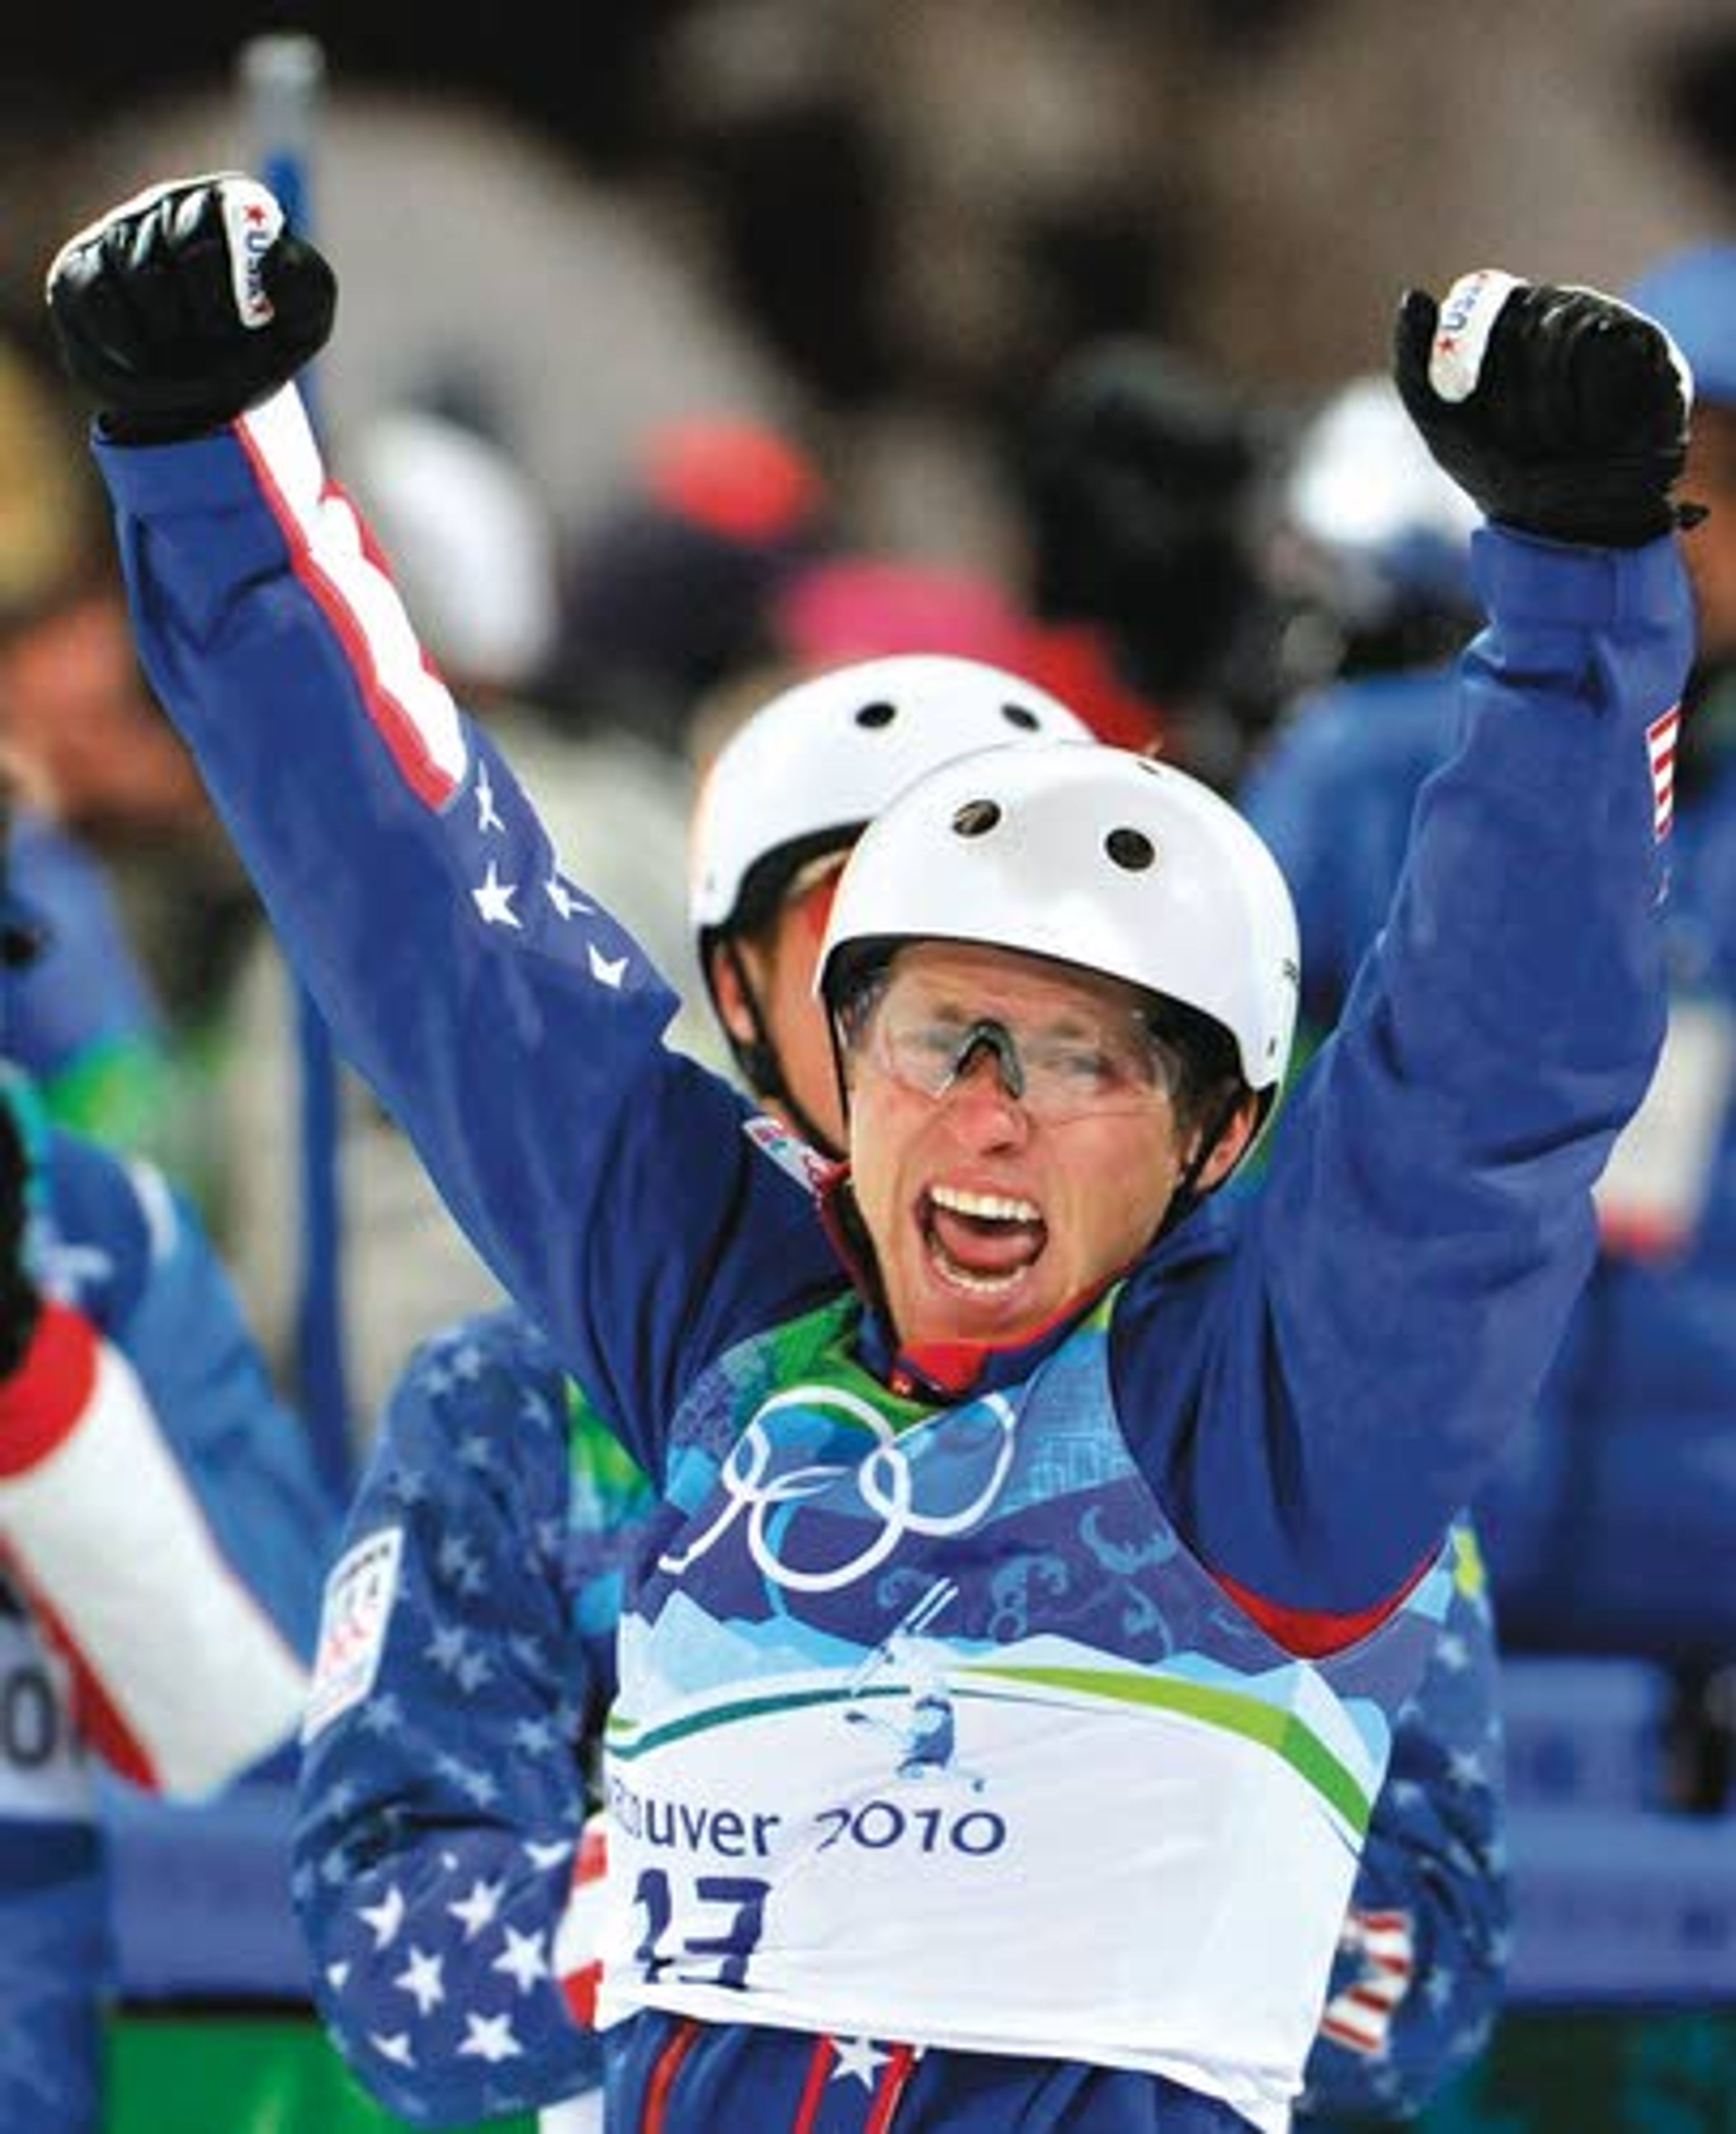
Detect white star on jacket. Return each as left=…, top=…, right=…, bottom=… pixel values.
left=458, top=2011, right=524, bottom=2064
left=493, top=1925, right=552, bottom=1994
left=472, top=862, right=521, bottom=929
left=830, top=2036, right=889, bottom=2088
left=474, top=761, right=505, bottom=834
left=449, top=1879, right=505, bottom=1941
left=359, top=1884, right=406, bottom=1950
left=394, top=1946, right=446, bottom=2016
left=546, top=875, right=592, bottom=919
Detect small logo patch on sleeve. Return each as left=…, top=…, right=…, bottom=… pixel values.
left=743, top=1112, right=837, bottom=1197
left=302, top=1526, right=405, bottom=1742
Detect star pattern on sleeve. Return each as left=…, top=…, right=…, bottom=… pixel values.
left=1300, top=1523, right=1507, bottom=2125
left=294, top=1313, right=615, bottom=2122
left=314, top=1832, right=585, bottom=2112
left=359, top=1884, right=406, bottom=1951
left=493, top=1924, right=552, bottom=1994
left=457, top=747, right=638, bottom=997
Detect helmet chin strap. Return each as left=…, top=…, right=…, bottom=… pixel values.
left=1158, top=1084, right=1250, bottom=1237
left=721, top=939, right=845, bottom=1161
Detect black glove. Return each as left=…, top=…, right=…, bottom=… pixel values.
left=45, top=172, right=336, bottom=444
left=1393, top=269, right=1701, bottom=547
left=0, top=1084, right=42, bottom=1381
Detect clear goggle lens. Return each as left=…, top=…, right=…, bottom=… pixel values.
left=845, top=971, right=1182, bottom=1124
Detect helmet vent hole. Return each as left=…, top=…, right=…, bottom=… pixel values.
left=854, top=700, right=897, bottom=729
left=1106, top=827, right=1156, bottom=871
left=952, top=799, right=1002, bottom=839
left=1001, top=702, right=1041, bottom=731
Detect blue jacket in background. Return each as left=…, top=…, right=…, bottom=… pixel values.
left=0, top=1098, right=335, bottom=2132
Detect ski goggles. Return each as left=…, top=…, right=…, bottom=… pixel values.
left=843, top=966, right=1184, bottom=1124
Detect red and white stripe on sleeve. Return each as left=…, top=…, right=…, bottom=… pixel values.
left=0, top=1303, right=309, bottom=1794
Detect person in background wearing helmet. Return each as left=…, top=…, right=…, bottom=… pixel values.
left=46, top=176, right=1694, bottom=2133
left=292, top=652, right=1505, bottom=2130
left=1271, top=370, right=1485, bottom=688
left=0, top=773, right=335, bottom=2134
left=1236, top=244, right=1736, bottom=1738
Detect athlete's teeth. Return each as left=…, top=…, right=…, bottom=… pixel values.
left=931, top=1184, right=1041, bottom=1224
left=933, top=1249, right=1024, bottom=1295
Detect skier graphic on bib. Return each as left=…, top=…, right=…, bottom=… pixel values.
left=844, top=1578, right=987, bottom=1789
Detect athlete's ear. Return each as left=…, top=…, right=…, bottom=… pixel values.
left=1194, top=1092, right=1260, bottom=1193
left=706, top=939, right=758, bottom=1047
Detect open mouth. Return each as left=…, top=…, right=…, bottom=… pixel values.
left=921, top=1182, right=1047, bottom=1296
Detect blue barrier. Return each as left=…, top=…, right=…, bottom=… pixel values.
left=1507, top=1803, right=1736, bottom=2003
left=1500, top=1654, right=1675, bottom=1811
left=105, top=1778, right=308, bottom=2002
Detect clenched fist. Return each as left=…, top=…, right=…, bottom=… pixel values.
left=45, top=172, right=335, bottom=443
left=1393, top=269, right=1700, bottom=547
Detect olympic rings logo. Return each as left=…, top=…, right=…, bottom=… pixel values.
left=657, top=1384, right=1020, bottom=1594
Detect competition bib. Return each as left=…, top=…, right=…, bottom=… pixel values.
left=0, top=1591, right=92, bottom=1818
left=588, top=1295, right=1447, bottom=2130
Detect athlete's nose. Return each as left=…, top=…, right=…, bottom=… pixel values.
left=938, top=1028, right=1030, bottom=1148
left=944, top=1022, right=1025, bottom=1102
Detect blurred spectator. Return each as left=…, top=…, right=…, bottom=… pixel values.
left=771, top=550, right=1035, bottom=675
left=1269, top=369, right=1485, bottom=687
left=1015, top=334, right=1294, bottom=787
left=538, top=411, right=834, bottom=753
left=349, top=406, right=564, bottom=698
left=0, top=327, right=239, bottom=960
left=765, top=544, right=1169, bottom=755
left=0, top=767, right=170, bottom=1155
left=0, top=773, right=335, bottom=2134
left=0, top=325, right=242, bottom=1195
left=1239, top=241, right=1736, bottom=1704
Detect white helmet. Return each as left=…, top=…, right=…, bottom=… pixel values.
left=689, top=653, right=1092, bottom=938
left=1281, top=372, right=1481, bottom=637
left=818, top=740, right=1299, bottom=1097
left=348, top=409, right=560, bottom=693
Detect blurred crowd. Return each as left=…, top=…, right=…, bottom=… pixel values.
left=6, top=7, right=1736, bottom=2127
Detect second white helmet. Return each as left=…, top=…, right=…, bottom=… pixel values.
left=689, top=652, right=1093, bottom=939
